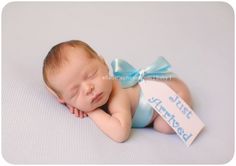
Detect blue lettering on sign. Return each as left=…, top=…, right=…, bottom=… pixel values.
left=169, top=95, right=192, bottom=119
left=148, top=97, right=193, bottom=143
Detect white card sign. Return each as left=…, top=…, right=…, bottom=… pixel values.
left=139, top=80, right=205, bottom=146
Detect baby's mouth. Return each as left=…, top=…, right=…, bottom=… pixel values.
left=91, top=92, right=103, bottom=104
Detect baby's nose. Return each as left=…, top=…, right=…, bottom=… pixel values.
left=84, top=83, right=94, bottom=95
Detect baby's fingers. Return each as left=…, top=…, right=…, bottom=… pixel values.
left=67, top=105, right=74, bottom=114
left=74, top=108, right=79, bottom=117
left=70, top=107, right=87, bottom=119
left=79, top=110, right=84, bottom=118
left=83, top=112, right=88, bottom=117
left=77, top=110, right=87, bottom=119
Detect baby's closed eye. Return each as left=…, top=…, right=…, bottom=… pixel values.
left=87, top=69, right=97, bottom=79
left=69, top=88, right=79, bottom=99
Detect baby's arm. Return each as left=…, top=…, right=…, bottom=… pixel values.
left=87, top=90, right=132, bottom=143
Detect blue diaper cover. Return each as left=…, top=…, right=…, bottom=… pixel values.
left=132, top=89, right=154, bottom=128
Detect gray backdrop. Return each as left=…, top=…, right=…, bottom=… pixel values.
left=2, top=2, right=234, bottom=164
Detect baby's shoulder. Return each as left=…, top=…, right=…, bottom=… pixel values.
left=109, top=86, right=129, bottom=105
left=107, top=81, right=131, bottom=113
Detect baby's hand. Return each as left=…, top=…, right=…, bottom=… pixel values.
left=57, top=99, right=88, bottom=119
left=68, top=105, right=88, bottom=119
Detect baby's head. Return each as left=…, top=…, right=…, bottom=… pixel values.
left=43, top=40, right=112, bottom=112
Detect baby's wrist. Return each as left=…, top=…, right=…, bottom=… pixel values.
left=87, top=108, right=103, bottom=116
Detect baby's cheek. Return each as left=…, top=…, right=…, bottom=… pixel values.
left=70, top=98, right=82, bottom=109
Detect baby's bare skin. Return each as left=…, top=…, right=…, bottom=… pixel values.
left=47, top=46, right=192, bottom=142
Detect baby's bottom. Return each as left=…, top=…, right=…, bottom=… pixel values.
left=152, top=78, right=193, bottom=134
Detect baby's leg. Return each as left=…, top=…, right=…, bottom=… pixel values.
left=153, top=115, right=175, bottom=134
left=153, top=78, right=193, bottom=134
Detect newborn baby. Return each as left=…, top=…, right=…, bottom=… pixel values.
left=43, top=40, right=192, bottom=142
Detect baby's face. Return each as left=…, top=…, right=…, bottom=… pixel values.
left=49, top=47, right=112, bottom=112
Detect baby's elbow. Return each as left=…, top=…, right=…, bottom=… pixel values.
left=114, top=134, right=129, bottom=143
left=113, top=130, right=130, bottom=143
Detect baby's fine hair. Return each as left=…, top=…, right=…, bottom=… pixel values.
left=42, top=40, right=98, bottom=97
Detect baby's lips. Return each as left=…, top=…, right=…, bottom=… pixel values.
left=91, top=92, right=103, bottom=104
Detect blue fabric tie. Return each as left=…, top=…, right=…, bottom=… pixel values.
left=111, top=56, right=176, bottom=88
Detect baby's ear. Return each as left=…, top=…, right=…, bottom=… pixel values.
left=45, top=84, right=65, bottom=104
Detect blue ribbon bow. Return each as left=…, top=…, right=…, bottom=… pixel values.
left=111, top=56, right=176, bottom=88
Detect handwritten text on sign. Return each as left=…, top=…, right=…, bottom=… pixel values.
left=139, top=80, right=205, bottom=146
